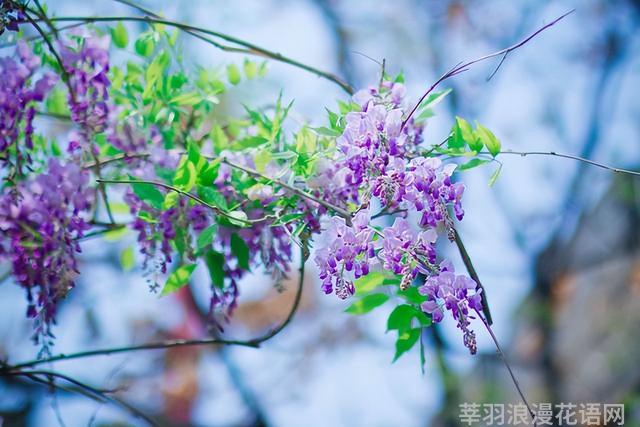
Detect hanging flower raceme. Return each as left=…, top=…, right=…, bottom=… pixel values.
left=313, top=79, right=483, bottom=355
left=59, top=33, right=111, bottom=142
left=378, top=218, right=437, bottom=290
left=0, top=41, right=57, bottom=164
left=0, top=159, right=93, bottom=348
left=418, top=261, right=483, bottom=354
left=315, top=209, right=376, bottom=299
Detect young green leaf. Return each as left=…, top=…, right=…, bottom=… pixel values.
left=354, top=272, right=386, bottom=295
left=169, top=91, right=203, bottom=106
left=119, top=246, right=135, bottom=272
left=173, top=159, right=197, bottom=192
left=227, top=63, right=241, bottom=85
left=459, top=158, right=491, bottom=171
left=417, top=88, right=451, bottom=112
left=345, top=293, right=389, bottom=315
left=387, top=304, right=431, bottom=333
left=197, top=224, right=218, bottom=251
left=111, top=22, right=129, bottom=48
left=134, top=34, right=155, bottom=57
left=243, top=59, right=257, bottom=79
left=230, top=233, right=250, bottom=270
left=197, top=186, right=229, bottom=211
left=488, top=164, right=503, bottom=187
left=204, top=250, right=225, bottom=288
left=161, top=264, right=197, bottom=296
left=272, top=213, right=305, bottom=226
left=476, top=123, right=501, bottom=157
left=393, top=328, right=421, bottom=362
left=131, top=182, right=164, bottom=210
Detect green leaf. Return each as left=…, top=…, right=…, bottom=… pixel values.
left=398, top=286, right=427, bottom=304
left=417, top=89, right=451, bottom=111
left=354, top=272, right=386, bottom=295
left=295, top=127, right=317, bottom=154
left=204, top=250, right=225, bottom=288
left=143, top=51, right=169, bottom=100
left=131, top=182, right=164, bottom=210
left=161, top=264, right=197, bottom=296
left=476, top=123, right=501, bottom=157
left=227, top=210, right=249, bottom=227
left=313, top=126, right=341, bottom=137
left=345, top=293, right=389, bottom=315
left=272, top=212, right=305, bottom=226
left=45, top=88, right=69, bottom=116
left=488, top=164, right=502, bottom=187
left=135, top=33, right=155, bottom=57
left=230, top=233, right=250, bottom=270
left=393, top=328, right=421, bottom=362
left=173, top=158, right=197, bottom=192
left=197, top=186, right=228, bottom=211
left=236, top=136, right=268, bottom=149
left=169, top=91, right=203, bottom=106
left=111, top=22, right=128, bottom=48
left=459, top=158, right=491, bottom=171
left=227, top=63, right=241, bottom=85
left=253, top=149, right=271, bottom=173
left=119, top=246, right=135, bottom=272
left=387, top=304, right=431, bottom=333
left=450, top=116, right=477, bottom=150
left=243, top=59, right=257, bottom=79
left=163, top=191, right=179, bottom=209
left=197, top=224, right=218, bottom=251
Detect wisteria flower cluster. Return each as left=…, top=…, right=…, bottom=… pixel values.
left=419, top=261, right=483, bottom=354
left=0, top=159, right=93, bottom=348
left=60, top=33, right=111, bottom=147
left=315, top=210, right=375, bottom=299
left=314, top=80, right=481, bottom=353
left=0, top=40, right=57, bottom=165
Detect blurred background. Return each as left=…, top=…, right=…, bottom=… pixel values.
left=1, top=0, right=640, bottom=425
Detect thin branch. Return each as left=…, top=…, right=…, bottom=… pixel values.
left=96, top=178, right=263, bottom=225
left=0, top=22, right=87, bottom=49
left=402, top=9, right=575, bottom=129
left=3, top=368, right=159, bottom=426
left=498, top=150, right=640, bottom=177
left=476, top=309, right=536, bottom=426
left=25, top=13, right=353, bottom=94
left=1, top=248, right=306, bottom=371
left=453, top=229, right=493, bottom=325
left=220, top=157, right=354, bottom=224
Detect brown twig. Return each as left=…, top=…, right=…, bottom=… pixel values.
left=25, top=12, right=353, bottom=94
left=402, top=9, right=575, bottom=130
left=476, top=309, right=537, bottom=426
left=498, top=150, right=640, bottom=177
left=0, top=248, right=306, bottom=371
left=3, top=368, right=159, bottom=426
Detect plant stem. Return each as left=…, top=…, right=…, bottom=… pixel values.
left=454, top=229, right=493, bottom=325
left=402, top=9, right=574, bottom=129
left=477, top=309, right=537, bottom=426
left=0, top=248, right=306, bottom=371
left=26, top=14, right=353, bottom=94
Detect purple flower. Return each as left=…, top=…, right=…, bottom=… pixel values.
left=314, top=209, right=375, bottom=299
left=379, top=218, right=437, bottom=290
left=418, top=262, right=482, bottom=354
left=0, top=159, right=93, bottom=348
left=0, top=41, right=57, bottom=165
left=59, top=33, right=111, bottom=138
left=0, top=1, right=24, bottom=34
